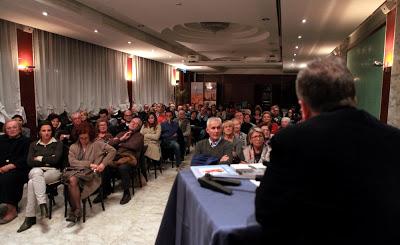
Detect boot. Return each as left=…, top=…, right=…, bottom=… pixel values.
left=119, top=190, right=131, bottom=205
left=39, top=203, right=48, bottom=218
left=17, top=217, right=36, bottom=233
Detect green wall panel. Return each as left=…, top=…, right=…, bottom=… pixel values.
left=347, top=26, right=385, bottom=119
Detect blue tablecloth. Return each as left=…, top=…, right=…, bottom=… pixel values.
left=155, top=169, right=264, bottom=245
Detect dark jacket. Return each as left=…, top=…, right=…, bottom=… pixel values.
left=255, top=107, right=400, bottom=244
left=0, top=134, right=30, bottom=171
left=27, top=139, right=64, bottom=169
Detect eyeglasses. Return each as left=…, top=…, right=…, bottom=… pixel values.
left=251, top=135, right=264, bottom=139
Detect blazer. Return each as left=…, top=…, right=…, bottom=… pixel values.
left=255, top=107, right=400, bottom=245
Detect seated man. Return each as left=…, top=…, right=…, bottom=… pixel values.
left=174, top=109, right=191, bottom=156
left=193, top=117, right=233, bottom=165
left=160, top=111, right=182, bottom=168
left=0, top=120, right=30, bottom=224
left=100, top=117, right=144, bottom=205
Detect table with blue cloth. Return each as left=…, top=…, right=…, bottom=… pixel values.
left=155, top=169, right=264, bottom=245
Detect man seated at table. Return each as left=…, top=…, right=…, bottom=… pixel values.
left=255, top=57, right=400, bottom=244
left=193, top=117, right=233, bottom=165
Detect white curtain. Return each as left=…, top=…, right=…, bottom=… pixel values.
left=33, top=29, right=130, bottom=119
left=134, top=56, right=174, bottom=105
left=0, top=19, right=24, bottom=123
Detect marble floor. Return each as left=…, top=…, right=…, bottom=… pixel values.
left=0, top=158, right=190, bottom=245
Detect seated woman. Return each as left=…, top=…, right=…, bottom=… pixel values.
left=95, top=119, right=113, bottom=143
left=222, top=120, right=244, bottom=163
left=0, top=120, right=30, bottom=224
left=232, top=118, right=247, bottom=147
left=258, top=111, right=279, bottom=135
left=63, top=124, right=116, bottom=223
left=242, top=127, right=270, bottom=164
left=17, top=122, right=63, bottom=232
left=140, top=112, right=161, bottom=166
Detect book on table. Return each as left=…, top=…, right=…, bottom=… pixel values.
left=190, top=165, right=239, bottom=179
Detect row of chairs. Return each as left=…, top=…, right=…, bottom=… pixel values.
left=44, top=145, right=163, bottom=223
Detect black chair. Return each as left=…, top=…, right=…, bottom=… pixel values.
left=147, top=157, right=163, bottom=179
left=63, top=174, right=106, bottom=223
left=46, top=181, right=63, bottom=219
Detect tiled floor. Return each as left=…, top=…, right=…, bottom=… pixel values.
left=0, top=158, right=189, bottom=245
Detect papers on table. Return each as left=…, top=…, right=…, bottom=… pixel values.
left=230, top=163, right=266, bottom=180
left=190, top=165, right=239, bottom=179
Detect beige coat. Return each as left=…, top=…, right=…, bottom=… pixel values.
left=140, top=124, right=161, bottom=161
left=68, top=141, right=116, bottom=199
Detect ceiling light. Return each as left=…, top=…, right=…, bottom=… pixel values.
left=261, top=17, right=270, bottom=21
left=42, top=11, right=48, bottom=16
left=137, top=24, right=145, bottom=28
left=294, top=53, right=297, bottom=56
left=151, top=49, right=154, bottom=53
left=295, top=46, right=299, bottom=49
left=169, top=55, right=172, bottom=58
left=94, top=29, right=98, bottom=33
left=128, top=41, right=132, bottom=44
left=292, top=59, right=295, bottom=62
left=298, top=35, right=302, bottom=39
left=176, top=2, right=183, bottom=6
left=302, top=19, right=307, bottom=23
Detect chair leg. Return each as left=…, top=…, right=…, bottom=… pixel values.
left=153, top=160, right=157, bottom=179
left=88, top=197, right=92, bottom=208
left=64, top=185, right=68, bottom=218
left=138, top=169, right=142, bottom=188
left=48, top=195, right=53, bottom=219
left=130, top=172, right=135, bottom=196
left=82, top=199, right=86, bottom=223
left=100, top=188, right=105, bottom=211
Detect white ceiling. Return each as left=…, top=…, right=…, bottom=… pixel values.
left=0, top=0, right=385, bottom=74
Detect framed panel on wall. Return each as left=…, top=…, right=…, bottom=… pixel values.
left=204, top=82, right=217, bottom=106
left=191, top=82, right=204, bottom=105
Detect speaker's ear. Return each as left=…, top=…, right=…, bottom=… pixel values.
left=298, top=99, right=312, bottom=121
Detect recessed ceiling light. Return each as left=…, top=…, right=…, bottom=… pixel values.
left=295, top=46, right=299, bottom=49
left=94, top=29, right=98, bottom=33
left=128, top=41, right=132, bottom=44
left=302, top=19, right=307, bottom=23
left=292, top=59, right=295, bottom=62
left=298, top=35, right=302, bottom=39
left=176, top=2, right=183, bottom=6
left=42, top=11, right=48, bottom=16
left=261, top=17, right=270, bottom=21
left=169, top=55, right=172, bottom=58
left=151, top=49, right=154, bottom=53
left=294, top=53, right=297, bottom=56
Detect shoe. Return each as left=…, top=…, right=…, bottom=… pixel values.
left=17, top=217, right=36, bottom=233
left=39, top=203, right=48, bottom=218
left=66, top=210, right=81, bottom=223
left=119, top=191, right=131, bottom=205
left=0, top=203, right=8, bottom=218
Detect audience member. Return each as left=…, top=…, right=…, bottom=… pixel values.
left=95, top=119, right=113, bottom=143
left=175, top=110, right=191, bottom=156
left=106, top=118, right=143, bottom=205
left=17, top=122, right=63, bottom=232
left=232, top=118, right=247, bottom=146
left=12, top=115, right=30, bottom=138
left=160, top=111, right=182, bottom=169
left=242, top=127, right=270, bottom=163
left=255, top=57, right=400, bottom=244
left=63, top=124, right=115, bottom=223
left=0, top=120, right=30, bottom=224
left=222, top=120, right=244, bottom=163
left=193, top=117, right=233, bottom=165
left=259, top=111, right=279, bottom=134
left=140, top=112, right=161, bottom=167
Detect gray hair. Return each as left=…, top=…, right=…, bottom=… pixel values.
left=281, top=117, right=291, bottom=123
left=247, top=127, right=264, bottom=144
left=206, top=117, right=222, bottom=128
left=296, top=57, right=356, bottom=113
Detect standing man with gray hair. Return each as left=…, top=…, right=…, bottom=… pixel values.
left=255, top=57, right=400, bottom=244
left=193, top=117, right=233, bottom=165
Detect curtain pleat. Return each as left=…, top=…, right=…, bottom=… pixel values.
left=0, top=19, right=24, bottom=122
